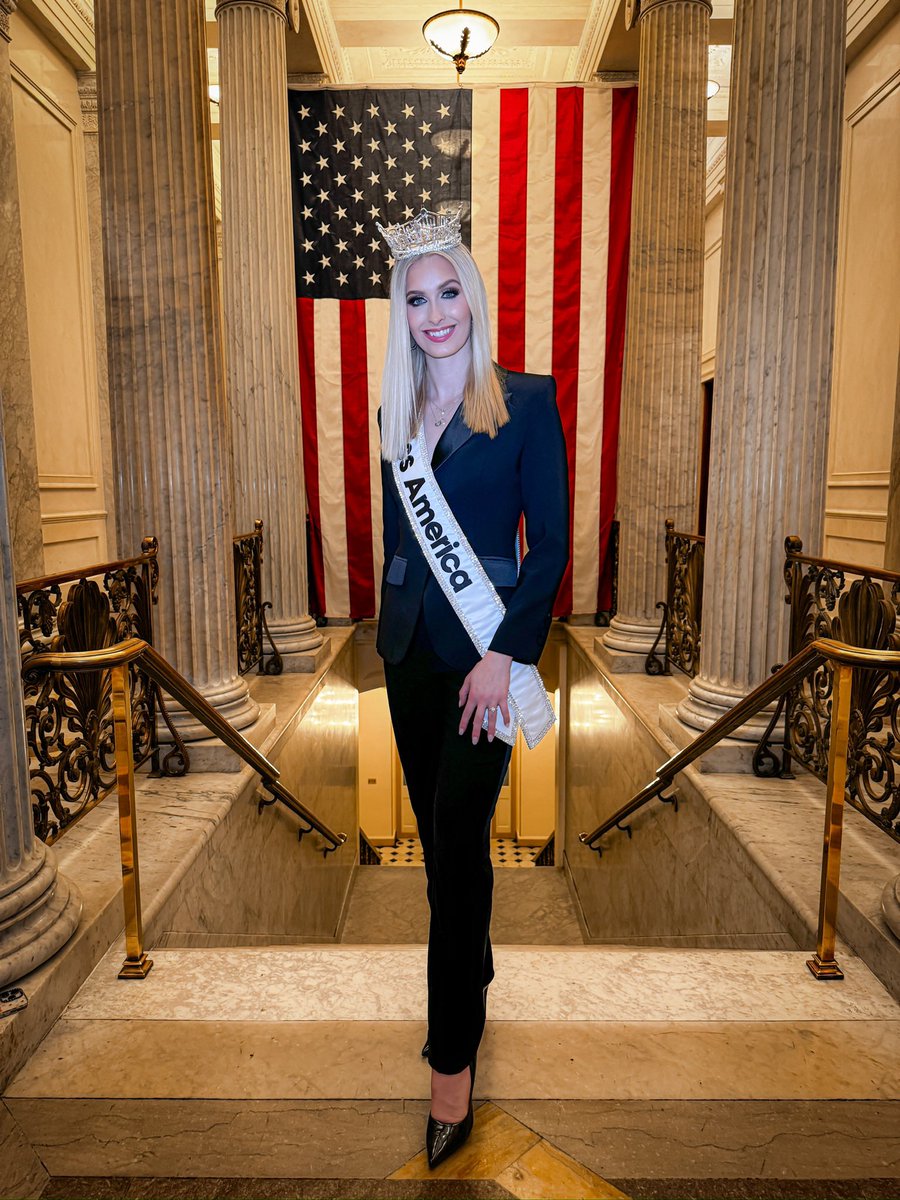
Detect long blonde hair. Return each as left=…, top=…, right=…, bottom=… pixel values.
left=380, top=243, right=508, bottom=462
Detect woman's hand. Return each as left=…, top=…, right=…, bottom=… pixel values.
left=458, top=650, right=513, bottom=743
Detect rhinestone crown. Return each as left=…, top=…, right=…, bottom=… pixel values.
left=376, top=206, right=463, bottom=261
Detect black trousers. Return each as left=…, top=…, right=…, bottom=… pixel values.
left=384, top=635, right=513, bottom=1075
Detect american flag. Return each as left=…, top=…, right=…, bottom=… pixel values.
left=290, top=85, right=637, bottom=620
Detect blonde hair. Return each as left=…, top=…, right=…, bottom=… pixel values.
left=379, top=243, right=508, bottom=462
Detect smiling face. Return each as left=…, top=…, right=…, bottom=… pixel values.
left=405, top=253, right=473, bottom=361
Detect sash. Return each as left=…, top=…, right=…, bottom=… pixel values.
left=393, top=427, right=555, bottom=749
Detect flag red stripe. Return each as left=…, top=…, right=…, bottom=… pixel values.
left=340, top=299, right=376, bottom=619
left=550, top=87, right=584, bottom=618
left=597, top=87, right=638, bottom=612
left=297, top=298, right=326, bottom=616
left=497, top=89, right=529, bottom=372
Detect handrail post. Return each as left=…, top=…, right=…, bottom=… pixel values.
left=807, top=660, right=853, bottom=981
left=110, top=661, right=153, bottom=979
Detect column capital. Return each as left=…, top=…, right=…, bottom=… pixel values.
left=0, top=1, right=17, bottom=45
left=215, top=0, right=287, bottom=21
left=77, top=71, right=97, bottom=133
left=637, top=0, right=712, bottom=20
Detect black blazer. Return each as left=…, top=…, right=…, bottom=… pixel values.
left=377, top=369, right=570, bottom=672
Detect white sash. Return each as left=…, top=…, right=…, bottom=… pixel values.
left=393, top=426, right=555, bottom=749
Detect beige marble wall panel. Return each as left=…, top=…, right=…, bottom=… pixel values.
left=160, top=649, right=358, bottom=941
left=0, top=6, right=43, bottom=579
left=10, top=10, right=107, bottom=571
left=824, top=14, right=900, bottom=567
left=564, top=643, right=796, bottom=946
left=701, top=196, right=723, bottom=381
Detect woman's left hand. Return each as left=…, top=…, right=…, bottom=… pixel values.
left=459, top=650, right=513, bottom=744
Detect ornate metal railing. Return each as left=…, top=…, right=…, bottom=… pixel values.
left=233, top=520, right=283, bottom=677
left=753, top=537, right=900, bottom=844
left=23, top=638, right=347, bottom=979
left=16, top=537, right=186, bottom=844
left=580, top=638, right=900, bottom=981
left=645, top=520, right=705, bottom=677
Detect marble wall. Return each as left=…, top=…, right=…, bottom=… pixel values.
left=159, top=647, right=359, bottom=943
left=9, top=9, right=109, bottom=572
left=564, top=642, right=797, bottom=948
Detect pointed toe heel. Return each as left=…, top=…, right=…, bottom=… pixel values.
left=425, top=1057, right=477, bottom=1170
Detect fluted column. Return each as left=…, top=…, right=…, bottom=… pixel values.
left=678, top=0, right=845, bottom=736
left=602, top=0, right=710, bottom=666
left=0, top=0, right=43, bottom=579
left=77, top=71, right=116, bottom=558
left=0, top=422, right=81, bottom=988
left=95, top=0, right=258, bottom=738
left=216, top=0, right=324, bottom=670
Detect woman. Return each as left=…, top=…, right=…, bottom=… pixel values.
left=376, top=208, right=569, bottom=1168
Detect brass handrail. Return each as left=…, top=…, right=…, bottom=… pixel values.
left=580, top=637, right=900, bottom=981
left=24, top=638, right=347, bottom=979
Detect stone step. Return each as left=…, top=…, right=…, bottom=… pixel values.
left=4, top=943, right=899, bottom=1182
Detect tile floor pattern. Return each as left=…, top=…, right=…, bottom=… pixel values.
left=380, top=838, right=538, bottom=867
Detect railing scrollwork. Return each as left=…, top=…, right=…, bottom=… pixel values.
left=233, top=519, right=283, bottom=676
left=645, top=519, right=705, bottom=677
left=16, top=537, right=188, bottom=845
left=753, top=537, right=900, bottom=844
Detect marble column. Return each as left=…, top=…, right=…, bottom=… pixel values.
left=95, top=0, right=258, bottom=738
left=677, top=0, right=845, bottom=737
left=216, top=0, right=324, bottom=670
left=0, top=0, right=43, bottom=580
left=0, top=422, right=81, bottom=989
left=77, top=71, right=116, bottom=559
left=602, top=0, right=711, bottom=668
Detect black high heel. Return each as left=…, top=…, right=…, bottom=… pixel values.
left=426, top=1056, right=477, bottom=1169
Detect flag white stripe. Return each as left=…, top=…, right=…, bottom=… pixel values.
left=572, top=89, right=613, bottom=614
left=315, top=300, right=351, bottom=616
left=523, top=88, right=558, bottom=380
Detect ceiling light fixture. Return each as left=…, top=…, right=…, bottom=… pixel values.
left=208, top=84, right=220, bottom=104
left=706, top=79, right=720, bottom=99
left=422, top=0, right=499, bottom=79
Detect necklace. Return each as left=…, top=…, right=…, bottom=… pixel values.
left=426, top=394, right=462, bottom=429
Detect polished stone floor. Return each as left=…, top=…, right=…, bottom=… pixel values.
left=341, top=864, right=585, bottom=944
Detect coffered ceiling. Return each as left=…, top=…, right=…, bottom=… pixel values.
left=204, top=0, right=733, bottom=106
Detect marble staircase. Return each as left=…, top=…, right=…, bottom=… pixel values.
left=3, top=938, right=899, bottom=1188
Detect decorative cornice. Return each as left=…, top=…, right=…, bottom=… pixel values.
left=77, top=69, right=97, bottom=131
left=378, top=45, right=533, bottom=72
left=301, top=0, right=350, bottom=84
left=70, top=0, right=91, bottom=29
left=597, top=70, right=639, bottom=84
left=568, top=0, right=619, bottom=83
left=0, top=0, right=17, bottom=44
left=286, top=71, right=327, bottom=88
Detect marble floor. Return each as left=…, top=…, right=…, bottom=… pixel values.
left=340, top=865, right=585, bottom=944
left=380, top=837, right=539, bottom=867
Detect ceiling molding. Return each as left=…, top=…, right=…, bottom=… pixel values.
left=302, top=0, right=351, bottom=82
left=567, top=0, right=619, bottom=82
left=15, top=0, right=94, bottom=70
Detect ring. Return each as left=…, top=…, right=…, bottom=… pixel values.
left=489, top=705, right=497, bottom=712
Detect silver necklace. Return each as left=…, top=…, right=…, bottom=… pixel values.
left=427, top=395, right=462, bottom=428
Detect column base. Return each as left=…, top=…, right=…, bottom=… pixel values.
left=267, top=613, right=327, bottom=673
left=0, top=846, right=82, bottom=990
left=676, top=673, right=776, bottom=742
left=600, top=613, right=662, bottom=664
left=160, top=702, right=276, bottom=773
left=593, top=637, right=652, bottom=675
left=161, top=673, right=260, bottom=742
left=658, top=702, right=762, bottom=774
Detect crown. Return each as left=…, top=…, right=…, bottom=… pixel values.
left=376, top=206, right=463, bottom=261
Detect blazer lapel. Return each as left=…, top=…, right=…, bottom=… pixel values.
left=432, top=403, right=474, bottom=471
